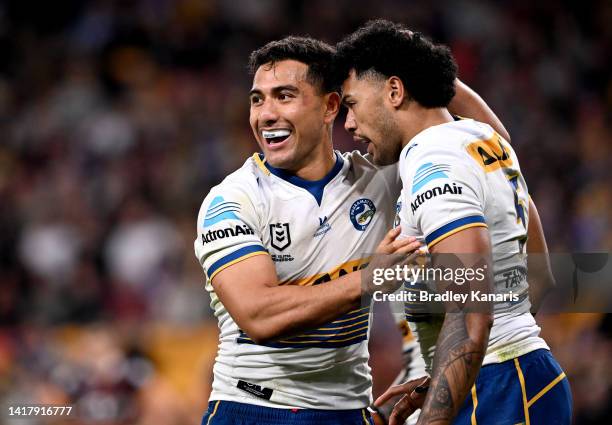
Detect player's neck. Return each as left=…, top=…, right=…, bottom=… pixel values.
left=399, top=107, right=454, bottom=148
left=293, top=138, right=336, bottom=181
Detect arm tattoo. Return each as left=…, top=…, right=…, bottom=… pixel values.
left=417, top=313, right=488, bottom=424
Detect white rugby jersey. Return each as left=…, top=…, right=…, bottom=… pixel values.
left=194, top=150, right=399, bottom=409
left=397, top=119, right=548, bottom=369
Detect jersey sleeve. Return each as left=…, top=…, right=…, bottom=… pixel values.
left=410, top=150, right=487, bottom=249
left=194, top=181, right=268, bottom=282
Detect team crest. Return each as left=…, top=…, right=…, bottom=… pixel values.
left=270, top=223, right=291, bottom=251
left=350, top=198, right=376, bottom=231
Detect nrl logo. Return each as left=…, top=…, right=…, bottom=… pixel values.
left=270, top=223, right=291, bottom=251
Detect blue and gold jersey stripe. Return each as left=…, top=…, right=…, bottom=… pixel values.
left=207, top=244, right=269, bottom=281
left=426, top=215, right=487, bottom=248
left=280, top=258, right=370, bottom=287
left=238, top=306, right=370, bottom=348
left=237, top=259, right=371, bottom=348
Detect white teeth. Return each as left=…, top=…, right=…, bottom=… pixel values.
left=262, top=129, right=291, bottom=139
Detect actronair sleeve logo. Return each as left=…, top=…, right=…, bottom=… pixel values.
left=204, top=196, right=240, bottom=226
left=201, top=224, right=254, bottom=244
left=411, top=183, right=463, bottom=213
left=412, top=162, right=451, bottom=194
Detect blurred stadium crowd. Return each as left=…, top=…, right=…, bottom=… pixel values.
left=0, top=0, right=610, bottom=423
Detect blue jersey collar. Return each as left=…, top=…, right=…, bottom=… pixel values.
left=261, top=153, right=344, bottom=206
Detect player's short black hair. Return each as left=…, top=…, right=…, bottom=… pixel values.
left=335, top=20, right=457, bottom=107
left=248, top=36, right=338, bottom=94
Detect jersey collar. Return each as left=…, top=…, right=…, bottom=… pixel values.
left=259, top=152, right=344, bottom=206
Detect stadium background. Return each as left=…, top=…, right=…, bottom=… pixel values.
left=0, top=0, right=610, bottom=423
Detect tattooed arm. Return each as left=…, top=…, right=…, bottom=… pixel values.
left=417, top=227, right=494, bottom=425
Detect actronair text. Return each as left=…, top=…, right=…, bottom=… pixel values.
left=411, top=183, right=463, bottom=212
left=202, top=224, right=254, bottom=244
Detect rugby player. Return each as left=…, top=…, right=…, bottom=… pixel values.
left=335, top=20, right=571, bottom=425
left=194, top=36, right=520, bottom=425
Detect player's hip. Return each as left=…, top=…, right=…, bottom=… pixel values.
left=209, top=361, right=372, bottom=410
left=201, top=400, right=373, bottom=425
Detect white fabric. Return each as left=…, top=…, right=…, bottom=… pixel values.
left=194, top=150, right=400, bottom=409
left=397, top=119, right=548, bottom=370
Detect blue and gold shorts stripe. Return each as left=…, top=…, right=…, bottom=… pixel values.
left=207, top=244, right=268, bottom=281
left=454, top=349, right=572, bottom=424
left=201, top=400, right=373, bottom=425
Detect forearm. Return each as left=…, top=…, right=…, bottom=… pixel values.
left=242, top=272, right=363, bottom=342
left=449, top=79, right=511, bottom=142
left=417, top=312, right=491, bottom=425
left=526, top=198, right=554, bottom=313
left=215, top=228, right=421, bottom=344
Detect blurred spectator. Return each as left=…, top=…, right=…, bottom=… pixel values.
left=0, top=0, right=610, bottom=423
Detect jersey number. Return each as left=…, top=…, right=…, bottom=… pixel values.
left=506, top=172, right=527, bottom=230
left=466, top=134, right=513, bottom=172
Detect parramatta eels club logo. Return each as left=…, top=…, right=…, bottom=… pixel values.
left=350, top=198, right=376, bottom=231
left=270, top=223, right=291, bottom=251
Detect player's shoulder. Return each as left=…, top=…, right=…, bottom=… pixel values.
left=340, top=149, right=399, bottom=179
left=198, top=155, right=265, bottom=215
left=405, top=119, right=497, bottom=168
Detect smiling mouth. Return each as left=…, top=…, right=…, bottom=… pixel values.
left=262, top=129, right=291, bottom=145
left=353, top=136, right=371, bottom=145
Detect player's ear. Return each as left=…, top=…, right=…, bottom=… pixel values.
left=323, top=91, right=341, bottom=124
left=387, top=76, right=407, bottom=108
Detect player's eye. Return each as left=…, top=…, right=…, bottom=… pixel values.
left=250, top=95, right=262, bottom=105
left=278, top=92, right=294, bottom=101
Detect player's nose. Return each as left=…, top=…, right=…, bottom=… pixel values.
left=259, top=99, right=280, bottom=127
left=344, top=109, right=356, bottom=133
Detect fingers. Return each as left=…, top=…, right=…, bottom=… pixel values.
left=411, top=376, right=431, bottom=397
left=383, top=227, right=401, bottom=244
left=374, top=376, right=430, bottom=407
left=392, top=240, right=422, bottom=256
left=409, top=377, right=430, bottom=407
left=376, top=227, right=402, bottom=255
left=374, top=383, right=412, bottom=407
left=388, top=394, right=416, bottom=425
left=390, top=236, right=418, bottom=252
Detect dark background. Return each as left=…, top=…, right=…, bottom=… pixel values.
left=0, top=0, right=610, bottom=423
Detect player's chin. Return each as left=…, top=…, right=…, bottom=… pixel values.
left=368, top=147, right=383, bottom=165
left=372, top=151, right=396, bottom=166
left=264, top=149, right=295, bottom=169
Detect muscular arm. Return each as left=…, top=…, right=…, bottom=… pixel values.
left=417, top=227, right=493, bottom=425
left=212, top=229, right=420, bottom=344
left=448, top=79, right=511, bottom=142
left=526, top=197, right=555, bottom=313
left=212, top=254, right=362, bottom=343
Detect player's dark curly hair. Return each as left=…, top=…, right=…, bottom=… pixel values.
left=335, top=20, right=457, bottom=107
left=248, top=36, right=338, bottom=94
